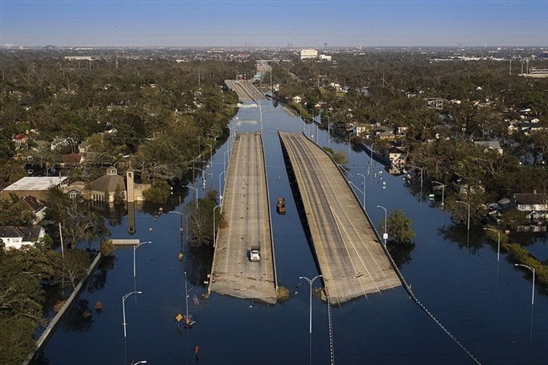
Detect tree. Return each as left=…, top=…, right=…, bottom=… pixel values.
left=185, top=191, right=223, bottom=247
left=380, top=209, right=416, bottom=244
left=59, top=249, right=92, bottom=290
left=45, top=187, right=109, bottom=249
left=142, top=179, right=171, bottom=203
left=0, top=317, right=37, bottom=365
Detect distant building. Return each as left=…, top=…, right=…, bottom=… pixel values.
left=474, top=141, right=503, bottom=155
left=319, top=54, right=332, bottom=61
left=425, top=98, right=444, bottom=109
left=300, top=49, right=318, bottom=60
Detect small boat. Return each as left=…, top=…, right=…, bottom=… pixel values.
left=276, top=197, right=286, bottom=214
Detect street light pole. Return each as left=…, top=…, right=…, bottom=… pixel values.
left=515, top=264, right=535, bottom=305
left=327, top=116, right=330, bottom=148
left=457, top=201, right=470, bottom=232
left=377, top=205, right=388, bottom=245
left=484, top=227, right=501, bottom=262
left=432, top=181, right=445, bottom=208
left=213, top=204, right=220, bottom=247
left=122, top=291, right=142, bottom=337
left=299, top=275, right=323, bottom=334
left=133, top=241, right=151, bottom=278
left=412, top=165, right=424, bottom=191
left=187, top=185, right=198, bottom=202
left=357, top=173, right=366, bottom=208
left=371, top=142, right=377, bottom=169
left=224, top=149, right=230, bottom=172
left=133, top=361, right=147, bottom=365
left=219, top=171, right=226, bottom=202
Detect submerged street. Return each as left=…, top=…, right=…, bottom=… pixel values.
left=33, top=98, right=548, bottom=365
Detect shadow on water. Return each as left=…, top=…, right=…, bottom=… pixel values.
left=87, top=255, right=117, bottom=294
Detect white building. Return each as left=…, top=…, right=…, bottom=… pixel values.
left=300, top=49, right=318, bottom=60
left=319, top=54, right=332, bottom=61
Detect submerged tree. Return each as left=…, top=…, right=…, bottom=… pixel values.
left=380, top=209, right=416, bottom=244
left=185, top=190, right=223, bottom=247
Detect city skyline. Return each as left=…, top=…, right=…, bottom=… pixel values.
left=1, top=0, right=547, bottom=48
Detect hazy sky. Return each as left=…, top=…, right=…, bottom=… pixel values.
left=1, top=0, right=547, bottom=48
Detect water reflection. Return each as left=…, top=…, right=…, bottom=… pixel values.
left=438, top=225, right=485, bottom=253
left=62, top=299, right=93, bottom=332
left=387, top=241, right=415, bottom=268
left=87, top=255, right=116, bottom=293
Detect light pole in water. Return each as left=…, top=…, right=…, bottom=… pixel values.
left=299, top=275, right=323, bottom=334
left=357, top=173, right=366, bottom=208
left=377, top=205, right=388, bottom=245
left=515, top=264, right=535, bottom=305
left=213, top=204, right=220, bottom=247
left=122, top=291, right=142, bottom=337
left=432, top=181, right=445, bottom=208
left=456, top=201, right=470, bottom=233
left=219, top=171, right=226, bottom=204
left=133, top=241, right=151, bottom=278
left=484, top=227, right=501, bottom=262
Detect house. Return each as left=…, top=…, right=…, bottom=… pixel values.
left=64, top=181, right=86, bottom=199
left=377, top=130, right=397, bottom=141
left=354, top=122, right=374, bottom=137
left=387, top=146, right=407, bottom=167
left=0, top=226, right=45, bottom=249
left=1, top=176, right=68, bottom=201
left=514, top=192, right=548, bottom=212
left=425, top=98, right=444, bottom=109
left=17, top=195, right=47, bottom=224
left=13, top=133, right=28, bottom=148
left=59, top=153, right=83, bottom=168
left=292, top=96, right=302, bottom=103
left=474, top=141, right=503, bottom=155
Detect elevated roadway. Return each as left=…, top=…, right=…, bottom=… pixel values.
left=225, top=79, right=266, bottom=102
left=279, top=132, right=401, bottom=305
left=209, top=132, right=277, bottom=304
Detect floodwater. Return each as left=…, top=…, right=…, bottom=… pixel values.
left=32, top=99, right=548, bottom=365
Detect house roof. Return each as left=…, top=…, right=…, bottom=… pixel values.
left=0, top=226, right=43, bottom=241
left=18, top=195, right=45, bottom=212
left=89, top=173, right=125, bottom=193
left=60, top=153, right=82, bottom=164
left=4, top=177, right=68, bottom=192
left=514, top=193, right=547, bottom=205
left=474, top=141, right=501, bottom=150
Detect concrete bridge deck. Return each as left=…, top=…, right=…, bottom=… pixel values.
left=279, top=132, right=401, bottom=305
left=225, top=79, right=266, bottom=101
left=209, top=132, right=277, bottom=304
